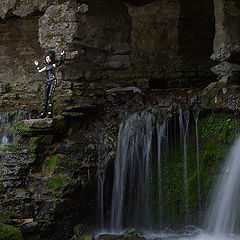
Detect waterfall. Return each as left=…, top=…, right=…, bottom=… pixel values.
left=157, top=119, right=166, bottom=224
left=179, top=109, right=190, bottom=223
left=204, top=136, right=240, bottom=236
left=193, top=108, right=201, bottom=215
left=0, top=111, right=30, bottom=146
left=110, top=110, right=167, bottom=232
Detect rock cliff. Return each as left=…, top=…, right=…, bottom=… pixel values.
left=0, top=0, right=240, bottom=239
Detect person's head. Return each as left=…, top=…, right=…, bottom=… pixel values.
left=45, top=50, right=55, bottom=63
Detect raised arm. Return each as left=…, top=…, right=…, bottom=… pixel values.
left=34, top=60, right=46, bottom=72
left=54, top=51, right=64, bottom=67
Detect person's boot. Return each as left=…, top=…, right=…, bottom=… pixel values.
left=46, top=111, right=53, bottom=118
left=46, top=103, right=53, bottom=118
left=38, top=107, right=46, bottom=119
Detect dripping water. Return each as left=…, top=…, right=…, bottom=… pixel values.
left=0, top=111, right=30, bottom=146
left=193, top=108, right=201, bottom=216
left=179, top=109, right=190, bottom=223
left=110, top=110, right=167, bottom=232
left=205, top=136, right=240, bottom=236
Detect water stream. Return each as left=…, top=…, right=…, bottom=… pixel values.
left=98, top=109, right=240, bottom=240
left=110, top=110, right=167, bottom=232
left=193, top=108, right=201, bottom=216
left=179, top=109, right=190, bottom=223
left=0, top=111, right=30, bottom=147
left=205, top=136, right=240, bottom=236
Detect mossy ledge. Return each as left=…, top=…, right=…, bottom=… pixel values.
left=0, top=224, right=23, bottom=240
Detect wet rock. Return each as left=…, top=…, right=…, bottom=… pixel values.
left=61, top=112, right=85, bottom=117
left=211, top=0, right=240, bottom=63
left=71, top=224, right=93, bottom=240
left=16, top=116, right=67, bottom=135
left=210, top=61, right=240, bottom=78
left=201, top=76, right=240, bottom=111
left=106, top=86, right=141, bottom=94
left=99, top=233, right=146, bottom=240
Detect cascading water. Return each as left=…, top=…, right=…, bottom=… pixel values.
left=156, top=119, right=166, bottom=225
left=204, top=136, right=240, bottom=237
left=179, top=109, right=190, bottom=223
left=106, top=108, right=240, bottom=240
left=0, top=111, right=30, bottom=146
left=110, top=110, right=167, bottom=233
left=193, top=108, right=201, bottom=216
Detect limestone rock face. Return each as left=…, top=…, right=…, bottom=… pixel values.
left=0, top=0, right=55, bottom=19
left=1, top=1, right=240, bottom=238
left=0, top=16, right=44, bottom=111
left=39, top=1, right=79, bottom=50
left=128, top=0, right=215, bottom=87
left=211, top=0, right=240, bottom=78
left=0, top=0, right=16, bottom=19
left=201, top=76, right=240, bottom=111
left=211, top=61, right=240, bottom=78
left=0, top=0, right=217, bottom=113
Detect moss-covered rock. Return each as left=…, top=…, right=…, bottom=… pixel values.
left=71, top=224, right=94, bottom=240
left=14, top=122, right=30, bottom=136
left=0, top=224, right=23, bottom=240
left=46, top=156, right=58, bottom=172
left=154, top=111, right=240, bottom=228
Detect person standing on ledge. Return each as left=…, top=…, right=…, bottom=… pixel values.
left=34, top=50, right=64, bottom=118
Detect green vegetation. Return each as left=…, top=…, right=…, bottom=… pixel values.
left=49, top=177, right=65, bottom=192
left=49, top=175, right=74, bottom=197
left=53, top=94, right=64, bottom=115
left=46, top=156, right=58, bottom=172
left=54, top=117, right=66, bottom=132
left=0, top=143, right=21, bottom=153
left=152, top=112, right=240, bottom=228
left=0, top=224, right=23, bottom=240
left=29, top=137, right=40, bottom=153
left=14, top=122, right=30, bottom=135
left=199, top=113, right=240, bottom=144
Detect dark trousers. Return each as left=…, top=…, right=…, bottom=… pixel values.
left=42, top=79, right=56, bottom=116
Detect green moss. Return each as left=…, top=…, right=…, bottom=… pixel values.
left=0, top=144, right=21, bottom=153
left=49, top=175, right=74, bottom=196
left=155, top=112, right=240, bottom=228
left=29, top=137, right=40, bottom=153
left=54, top=117, right=66, bottom=132
left=125, top=228, right=138, bottom=236
left=14, top=122, right=30, bottom=136
left=0, top=224, right=23, bottom=240
left=31, top=153, right=37, bottom=162
left=46, top=156, right=58, bottom=172
left=50, top=177, right=64, bottom=192
left=53, top=94, right=64, bottom=115
left=199, top=113, right=240, bottom=144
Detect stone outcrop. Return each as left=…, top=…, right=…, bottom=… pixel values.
left=211, top=0, right=240, bottom=78
left=1, top=0, right=240, bottom=239
left=0, top=0, right=217, bottom=113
